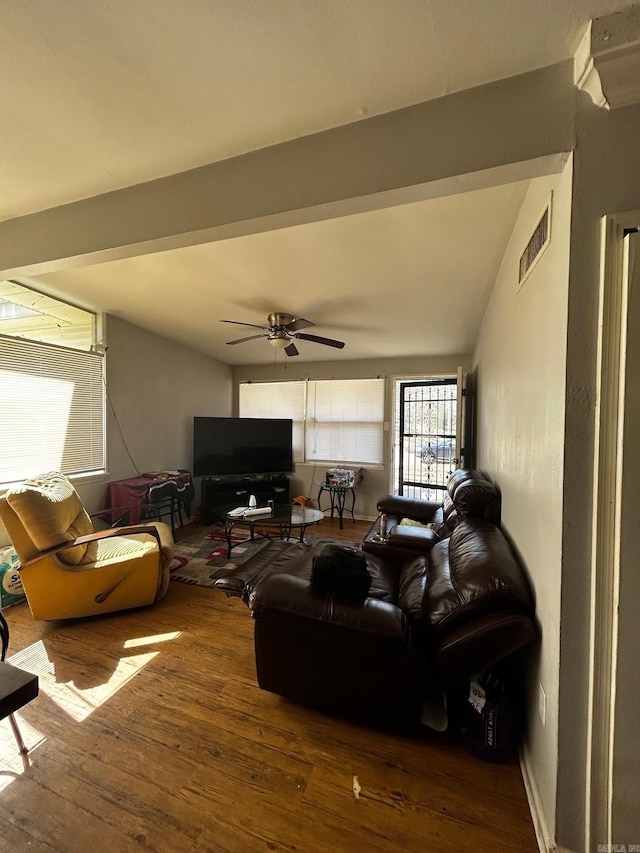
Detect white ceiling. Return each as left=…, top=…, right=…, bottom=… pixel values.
left=1, top=1, right=629, bottom=364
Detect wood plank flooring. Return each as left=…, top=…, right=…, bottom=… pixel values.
left=0, top=517, right=537, bottom=852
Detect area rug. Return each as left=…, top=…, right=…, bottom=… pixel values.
left=169, top=525, right=361, bottom=590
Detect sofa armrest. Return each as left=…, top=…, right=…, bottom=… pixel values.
left=377, top=494, right=441, bottom=523
left=18, top=524, right=164, bottom=570
left=363, top=523, right=439, bottom=566
left=387, top=525, right=439, bottom=552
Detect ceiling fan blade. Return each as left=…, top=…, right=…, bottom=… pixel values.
left=295, top=333, right=345, bottom=349
left=226, top=334, right=268, bottom=345
left=286, top=317, right=315, bottom=332
left=284, top=342, right=299, bottom=357
left=220, top=320, right=269, bottom=331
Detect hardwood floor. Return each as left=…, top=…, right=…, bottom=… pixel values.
left=0, top=517, right=537, bottom=852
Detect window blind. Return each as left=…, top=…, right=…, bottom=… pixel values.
left=0, top=335, right=105, bottom=484
left=240, top=378, right=385, bottom=465
left=239, top=381, right=306, bottom=462
left=306, top=378, right=384, bottom=464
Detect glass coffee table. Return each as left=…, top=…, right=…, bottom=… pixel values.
left=220, top=503, right=324, bottom=558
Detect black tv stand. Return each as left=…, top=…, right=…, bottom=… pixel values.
left=200, top=473, right=290, bottom=524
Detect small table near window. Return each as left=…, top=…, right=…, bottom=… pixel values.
left=314, top=481, right=359, bottom=530
left=101, top=470, right=194, bottom=534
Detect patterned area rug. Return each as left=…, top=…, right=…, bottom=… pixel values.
left=169, top=525, right=361, bottom=589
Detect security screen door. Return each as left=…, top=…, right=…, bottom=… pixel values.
left=393, top=369, right=465, bottom=500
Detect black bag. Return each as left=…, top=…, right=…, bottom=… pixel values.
left=448, top=667, right=522, bottom=762
left=311, top=544, right=372, bottom=602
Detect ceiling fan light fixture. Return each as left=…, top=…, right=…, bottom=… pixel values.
left=221, top=312, right=344, bottom=356
left=268, top=332, right=289, bottom=349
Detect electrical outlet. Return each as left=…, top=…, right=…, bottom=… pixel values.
left=539, top=683, right=547, bottom=726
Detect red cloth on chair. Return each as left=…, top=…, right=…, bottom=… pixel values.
left=101, top=471, right=193, bottom=525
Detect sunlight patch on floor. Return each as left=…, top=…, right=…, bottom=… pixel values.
left=1, top=631, right=182, bottom=792
left=123, top=631, right=181, bottom=649
left=8, top=631, right=182, bottom=723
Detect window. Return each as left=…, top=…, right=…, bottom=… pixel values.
left=239, top=378, right=384, bottom=465
left=0, top=281, right=105, bottom=485
left=306, top=379, right=384, bottom=464
left=239, top=381, right=306, bottom=462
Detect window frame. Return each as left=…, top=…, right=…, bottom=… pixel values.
left=0, top=284, right=106, bottom=487
left=239, top=377, right=385, bottom=466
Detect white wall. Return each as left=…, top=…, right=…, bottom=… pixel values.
left=473, top=161, right=573, bottom=844
left=233, top=355, right=471, bottom=520
left=78, top=315, right=233, bottom=513
left=555, top=96, right=640, bottom=852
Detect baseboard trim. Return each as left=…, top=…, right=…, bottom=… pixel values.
left=520, top=744, right=558, bottom=853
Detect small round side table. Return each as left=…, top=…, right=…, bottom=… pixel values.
left=314, top=481, right=359, bottom=529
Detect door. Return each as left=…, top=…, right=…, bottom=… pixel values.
left=589, top=223, right=640, bottom=848
left=609, top=230, right=640, bottom=843
left=393, top=373, right=466, bottom=499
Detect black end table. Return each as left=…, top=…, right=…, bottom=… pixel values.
left=314, top=481, right=358, bottom=529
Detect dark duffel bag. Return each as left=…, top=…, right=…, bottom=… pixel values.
left=311, top=544, right=372, bottom=603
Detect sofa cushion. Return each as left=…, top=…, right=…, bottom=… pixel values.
left=92, top=521, right=173, bottom=600
left=397, top=555, right=427, bottom=623
left=5, top=471, right=95, bottom=565
left=422, top=519, right=533, bottom=634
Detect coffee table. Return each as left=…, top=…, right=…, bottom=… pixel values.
left=221, top=503, right=324, bottom=558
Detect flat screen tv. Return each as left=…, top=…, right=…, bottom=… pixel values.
left=193, top=417, right=293, bottom=477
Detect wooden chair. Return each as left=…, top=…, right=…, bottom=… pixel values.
left=0, top=611, right=39, bottom=754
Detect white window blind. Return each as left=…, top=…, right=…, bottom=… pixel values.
left=239, top=381, right=306, bottom=462
left=0, top=336, right=105, bottom=484
left=239, top=378, right=385, bottom=465
left=306, top=378, right=384, bottom=464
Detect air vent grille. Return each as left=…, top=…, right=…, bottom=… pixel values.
left=519, top=202, right=551, bottom=287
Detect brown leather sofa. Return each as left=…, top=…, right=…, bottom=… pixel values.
left=233, top=470, right=538, bottom=729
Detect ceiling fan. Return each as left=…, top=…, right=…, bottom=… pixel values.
left=220, top=312, right=345, bottom=357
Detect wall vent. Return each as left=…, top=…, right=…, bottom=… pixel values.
left=518, top=198, right=551, bottom=289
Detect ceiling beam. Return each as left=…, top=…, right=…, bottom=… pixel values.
left=0, top=61, right=575, bottom=279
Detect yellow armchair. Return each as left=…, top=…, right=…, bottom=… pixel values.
left=0, top=471, right=174, bottom=621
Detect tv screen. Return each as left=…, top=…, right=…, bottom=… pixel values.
left=193, top=417, right=294, bottom=477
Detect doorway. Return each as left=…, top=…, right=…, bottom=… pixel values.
left=393, top=374, right=464, bottom=499
left=587, top=220, right=640, bottom=849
